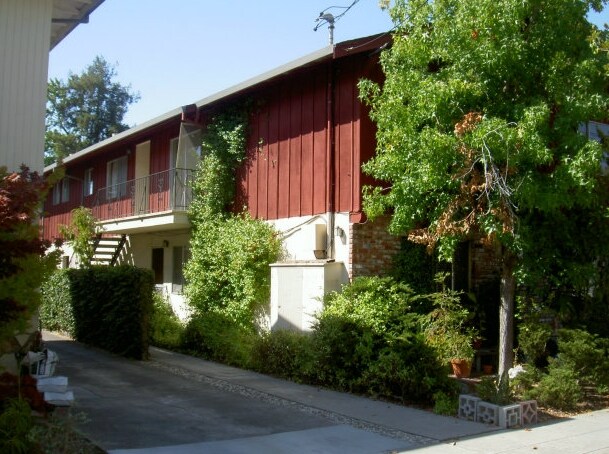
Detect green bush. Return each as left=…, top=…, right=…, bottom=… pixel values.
left=185, top=214, right=282, bottom=330
left=517, top=315, right=552, bottom=366
left=391, top=239, right=436, bottom=293
left=476, top=376, right=513, bottom=405
left=0, top=398, right=33, bottom=454
left=150, top=292, right=183, bottom=349
left=555, top=329, right=609, bottom=387
left=250, top=329, right=314, bottom=382
left=181, top=313, right=255, bottom=368
left=310, top=276, right=454, bottom=403
left=356, top=335, right=456, bottom=403
left=433, top=390, right=459, bottom=416
left=530, top=361, right=582, bottom=411
left=40, top=270, right=75, bottom=336
left=40, top=266, right=153, bottom=359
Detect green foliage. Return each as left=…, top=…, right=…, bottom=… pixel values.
left=310, top=276, right=455, bottom=403
left=433, top=390, right=459, bottom=416
left=0, top=398, right=34, bottom=454
left=530, top=361, right=583, bottom=411
left=59, top=207, right=100, bottom=267
left=186, top=105, right=281, bottom=330
left=517, top=317, right=552, bottom=366
left=185, top=214, right=282, bottom=329
left=40, top=270, right=76, bottom=336
left=0, top=166, right=58, bottom=352
left=250, top=329, right=314, bottom=382
left=40, top=266, right=153, bottom=359
left=189, top=106, right=249, bottom=222
left=361, top=0, right=609, bottom=374
left=390, top=239, right=436, bottom=293
left=555, top=329, right=609, bottom=387
left=422, top=275, right=478, bottom=362
left=476, top=376, right=513, bottom=406
left=45, top=56, right=139, bottom=164
left=149, top=292, right=183, bottom=350
left=181, top=313, right=255, bottom=368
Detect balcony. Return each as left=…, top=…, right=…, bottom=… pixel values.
left=89, top=168, right=193, bottom=232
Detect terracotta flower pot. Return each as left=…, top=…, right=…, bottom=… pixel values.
left=451, top=359, right=472, bottom=378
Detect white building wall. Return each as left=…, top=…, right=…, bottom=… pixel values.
left=126, top=231, right=192, bottom=321
left=0, top=0, right=52, bottom=172
left=267, top=212, right=351, bottom=282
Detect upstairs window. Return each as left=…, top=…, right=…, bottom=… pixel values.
left=106, top=156, right=128, bottom=199
left=84, top=168, right=94, bottom=196
left=52, top=178, right=70, bottom=205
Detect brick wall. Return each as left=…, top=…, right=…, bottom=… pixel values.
left=469, top=236, right=502, bottom=289
left=350, top=216, right=502, bottom=288
left=350, top=216, right=402, bottom=279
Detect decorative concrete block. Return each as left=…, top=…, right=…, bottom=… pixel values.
left=476, top=401, right=499, bottom=425
left=458, top=394, right=480, bottom=421
left=498, top=404, right=521, bottom=428
left=520, top=400, right=538, bottom=426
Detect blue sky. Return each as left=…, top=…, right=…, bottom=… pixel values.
left=49, top=0, right=394, bottom=126
left=49, top=1, right=609, bottom=127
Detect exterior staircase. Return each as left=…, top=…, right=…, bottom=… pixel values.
left=91, top=234, right=127, bottom=266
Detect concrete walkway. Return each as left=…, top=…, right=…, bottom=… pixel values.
left=42, top=332, right=609, bottom=453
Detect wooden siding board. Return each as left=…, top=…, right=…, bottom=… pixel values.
left=277, top=85, right=291, bottom=219
left=312, top=68, right=329, bottom=215
left=300, top=75, right=315, bottom=216
left=289, top=81, right=303, bottom=217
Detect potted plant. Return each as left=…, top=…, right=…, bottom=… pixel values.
left=423, top=274, right=478, bottom=378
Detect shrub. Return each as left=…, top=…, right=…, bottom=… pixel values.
left=356, top=334, right=456, bottom=404
left=433, top=390, right=459, bottom=416
left=181, top=313, right=255, bottom=368
left=40, top=270, right=75, bottom=336
left=530, top=361, right=582, bottom=411
left=40, top=266, right=153, bottom=359
left=391, top=239, right=436, bottom=293
left=476, top=376, right=513, bottom=405
left=310, top=276, right=454, bottom=403
left=185, top=214, right=282, bottom=330
left=150, top=292, right=183, bottom=350
left=517, top=317, right=552, bottom=366
left=0, top=398, right=34, bottom=454
left=250, top=329, right=314, bottom=382
left=555, top=329, right=609, bottom=387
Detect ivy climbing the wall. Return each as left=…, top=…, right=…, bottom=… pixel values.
left=185, top=106, right=282, bottom=330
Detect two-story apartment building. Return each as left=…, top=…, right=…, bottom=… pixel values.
left=42, top=34, right=404, bottom=326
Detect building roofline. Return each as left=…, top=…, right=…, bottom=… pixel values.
left=45, top=33, right=389, bottom=173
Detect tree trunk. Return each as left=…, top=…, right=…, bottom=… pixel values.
left=498, top=251, right=517, bottom=380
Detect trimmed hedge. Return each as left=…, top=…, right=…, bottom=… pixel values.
left=40, top=266, right=153, bottom=359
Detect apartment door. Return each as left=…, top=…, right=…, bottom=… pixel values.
left=135, top=141, right=151, bottom=214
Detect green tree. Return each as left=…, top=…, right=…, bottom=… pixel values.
left=360, top=0, right=609, bottom=378
left=45, top=56, right=139, bottom=165
left=0, top=166, right=59, bottom=354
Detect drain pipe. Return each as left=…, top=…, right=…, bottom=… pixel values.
left=326, top=55, right=336, bottom=260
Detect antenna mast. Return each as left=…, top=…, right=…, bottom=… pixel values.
left=314, top=12, right=335, bottom=45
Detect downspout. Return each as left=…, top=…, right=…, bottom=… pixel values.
left=326, top=52, right=336, bottom=260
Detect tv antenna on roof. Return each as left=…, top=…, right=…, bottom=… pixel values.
left=314, top=12, right=335, bottom=45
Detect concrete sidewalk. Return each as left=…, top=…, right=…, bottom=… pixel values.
left=42, top=332, right=609, bottom=453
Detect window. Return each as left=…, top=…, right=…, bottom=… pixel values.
left=106, top=156, right=128, bottom=199
left=52, top=179, right=70, bottom=205
left=84, top=168, right=94, bottom=196
left=172, top=245, right=190, bottom=294
left=61, top=255, right=70, bottom=269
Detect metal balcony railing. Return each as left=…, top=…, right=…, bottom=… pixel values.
left=90, top=168, right=193, bottom=221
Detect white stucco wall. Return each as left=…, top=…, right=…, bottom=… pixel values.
left=267, top=212, right=351, bottom=282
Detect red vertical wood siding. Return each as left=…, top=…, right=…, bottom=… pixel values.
left=237, top=52, right=375, bottom=221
